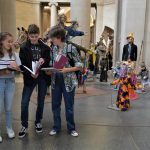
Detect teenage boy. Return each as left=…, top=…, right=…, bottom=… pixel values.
left=19, top=24, right=50, bottom=138
left=47, top=25, right=82, bottom=137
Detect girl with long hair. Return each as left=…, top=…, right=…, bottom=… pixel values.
left=0, top=32, right=21, bottom=142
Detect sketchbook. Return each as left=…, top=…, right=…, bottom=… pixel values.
left=41, top=67, right=59, bottom=73
left=0, top=60, right=15, bottom=70
left=23, top=61, right=41, bottom=75
left=53, top=54, right=68, bottom=69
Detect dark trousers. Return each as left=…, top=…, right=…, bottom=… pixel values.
left=100, top=69, right=108, bottom=82
left=52, top=73, right=75, bottom=132
left=21, top=76, right=47, bottom=128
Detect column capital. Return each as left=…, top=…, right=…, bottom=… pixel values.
left=48, top=2, right=58, bottom=7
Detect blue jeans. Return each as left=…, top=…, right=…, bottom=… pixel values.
left=0, top=78, right=15, bottom=129
left=21, top=76, right=47, bottom=128
left=52, top=73, right=75, bottom=132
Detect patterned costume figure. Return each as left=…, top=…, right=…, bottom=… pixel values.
left=112, top=61, right=121, bottom=90
left=111, top=64, right=135, bottom=111
left=65, top=21, right=84, bottom=40
left=127, top=67, right=138, bottom=100
left=137, top=62, right=150, bottom=92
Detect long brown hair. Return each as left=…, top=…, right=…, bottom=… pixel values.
left=0, top=32, right=13, bottom=58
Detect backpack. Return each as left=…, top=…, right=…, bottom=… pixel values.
left=66, top=44, right=83, bottom=85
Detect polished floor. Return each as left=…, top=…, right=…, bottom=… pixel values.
left=0, top=79, right=150, bottom=150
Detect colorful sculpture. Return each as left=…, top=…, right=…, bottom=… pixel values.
left=137, top=62, right=150, bottom=93
left=112, top=61, right=122, bottom=90
left=111, top=64, right=136, bottom=111
left=14, top=27, right=28, bottom=49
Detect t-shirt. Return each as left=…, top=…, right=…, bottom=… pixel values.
left=0, top=52, right=21, bottom=78
left=31, top=44, right=41, bottom=62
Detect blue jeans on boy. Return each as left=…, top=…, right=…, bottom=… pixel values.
left=52, top=73, right=75, bottom=132
left=0, top=78, right=15, bottom=129
left=21, top=76, right=47, bottom=128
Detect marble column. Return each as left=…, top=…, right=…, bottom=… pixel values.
left=143, top=0, right=150, bottom=69
left=112, top=0, right=120, bottom=64
left=0, top=1, right=1, bottom=32
left=96, top=4, right=103, bottom=43
left=35, top=2, right=41, bottom=30
left=49, top=2, right=58, bottom=28
left=70, top=0, right=91, bottom=48
left=0, top=0, right=16, bottom=38
left=116, top=0, right=147, bottom=62
left=0, top=12, right=1, bottom=32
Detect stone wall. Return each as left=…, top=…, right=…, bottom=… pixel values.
left=103, top=3, right=115, bottom=30
left=16, top=0, right=41, bottom=31
left=0, top=0, right=16, bottom=38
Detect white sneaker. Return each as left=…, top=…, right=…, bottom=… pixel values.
left=7, top=128, right=15, bottom=139
left=0, top=135, right=2, bottom=142
left=107, top=104, right=121, bottom=111
left=49, top=129, right=57, bottom=136
left=70, top=130, right=79, bottom=137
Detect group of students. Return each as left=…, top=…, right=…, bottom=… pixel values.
left=0, top=24, right=82, bottom=142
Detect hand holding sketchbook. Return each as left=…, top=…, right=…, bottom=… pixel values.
left=42, top=54, right=68, bottom=73
left=23, top=61, right=41, bottom=75
left=41, top=67, right=59, bottom=73
left=54, top=54, right=68, bottom=69
left=0, top=60, right=20, bottom=72
left=0, top=54, right=22, bottom=72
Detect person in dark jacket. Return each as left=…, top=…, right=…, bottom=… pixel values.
left=122, top=33, right=137, bottom=62
left=100, top=57, right=108, bottom=82
left=18, top=24, right=50, bottom=138
left=106, top=51, right=113, bottom=70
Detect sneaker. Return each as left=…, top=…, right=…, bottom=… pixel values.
left=18, top=126, right=27, bottom=138
left=70, top=130, right=79, bottom=137
left=0, top=135, right=2, bottom=143
left=35, top=123, right=43, bottom=133
left=7, top=128, right=15, bottom=139
left=49, top=129, right=57, bottom=136
left=107, top=104, right=121, bottom=111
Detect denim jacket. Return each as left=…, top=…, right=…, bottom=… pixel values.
left=50, top=43, right=83, bottom=92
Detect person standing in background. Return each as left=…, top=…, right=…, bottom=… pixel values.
left=122, top=33, right=137, bottom=63
left=122, top=33, right=137, bottom=65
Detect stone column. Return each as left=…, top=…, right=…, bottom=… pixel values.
left=143, top=0, right=150, bottom=69
left=49, top=1, right=58, bottom=28
left=35, top=2, right=41, bottom=30
left=112, top=0, right=120, bottom=64
left=0, top=1, right=1, bottom=32
left=95, top=4, right=103, bottom=43
left=70, top=0, right=91, bottom=48
left=0, top=12, right=1, bottom=32
left=116, top=0, right=147, bottom=62
left=0, top=0, right=16, bottom=38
